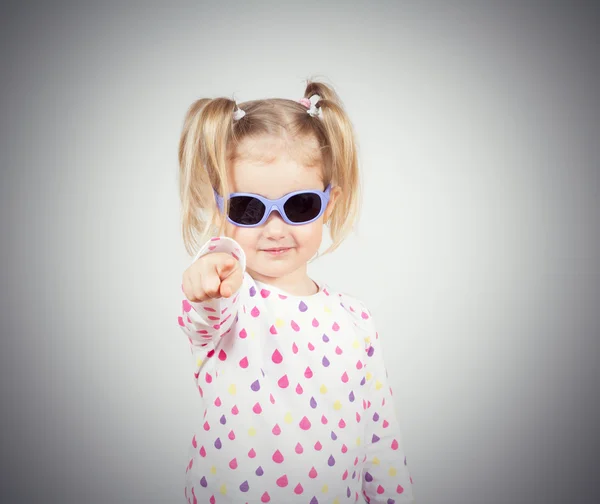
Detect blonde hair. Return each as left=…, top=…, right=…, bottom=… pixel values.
left=178, top=79, right=362, bottom=259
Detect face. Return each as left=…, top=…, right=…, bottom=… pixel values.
left=219, top=135, right=341, bottom=291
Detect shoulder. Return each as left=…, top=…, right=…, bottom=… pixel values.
left=333, top=288, right=375, bottom=330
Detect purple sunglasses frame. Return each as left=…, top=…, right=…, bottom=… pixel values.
left=213, top=185, right=331, bottom=227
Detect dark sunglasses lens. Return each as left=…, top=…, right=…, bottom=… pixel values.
left=284, top=193, right=322, bottom=223
left=228, top=196, right=265, bottom=225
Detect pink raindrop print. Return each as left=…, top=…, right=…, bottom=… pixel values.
left=260, top=289, right=271, bottom=298
left=278, top=375, right=289, bottom=388
left=299, top=416, right=311, bottom=430
left=276, top=474, right=288, bottom=487
left=272, top=349, right=283, bottom=364
left=251, top=306, right=260, bottom=317
left=248, top=448, right=256, bottom=458
left=291, top=320, right=300, bottom=331
left=272, top=450, right=284, bottom=463
left=304, top=366, right=313, bottom=378
left=239, top=356, right=249, bottom=368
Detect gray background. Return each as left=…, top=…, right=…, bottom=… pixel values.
left=1, top=0, right=598, bottom=503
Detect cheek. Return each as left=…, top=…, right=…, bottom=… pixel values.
left=226, top=223, right=259, bottom=249
left=294, top=221, right=324, bottom=247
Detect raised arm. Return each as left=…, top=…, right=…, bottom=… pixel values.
left=178, top=236, right=246, bottom=348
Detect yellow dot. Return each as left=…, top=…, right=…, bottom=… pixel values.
left=333, top=499, right=340, bottom=504
left=228, top=383, right=236, bottom=395
left=196, top=358, right=203, bottom=367
left=389, top=467, right=397, bottom=476
left=366, top=371, right=372, bottom=381
left=275, top=318, right=285, bottom=328
left=321, top=484, right=328, bottom=493
left=250, top=330, right=255, bottom=340
left=333, top=400, right=342, bottom=411
left=248, top=426, right=256, bottom=437
left=220, top=483, right=227, bottom=495
left=364, top=336, right=371, bottom=344
left=320, top=384, right=328, bottom=394
left=284, top=412, right=293, bottom=424
left=375, top=380, right=383, bottom=390
left=352, top=339, right=360, bottom=349
left=210, top=465, right=216, bottom=474
left=373, top=456, right=380, bottom=465
left=356, top=437, right=361, bottom=446
left=324, top=305, right=332, bottom=313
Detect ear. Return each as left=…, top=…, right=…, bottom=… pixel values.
left=324, top=186, right=342, bottom=222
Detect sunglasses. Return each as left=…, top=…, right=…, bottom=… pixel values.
left=213, top=185, right=331, bottom=227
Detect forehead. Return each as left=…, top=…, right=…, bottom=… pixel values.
left=229, top=135, right=324, bottom=198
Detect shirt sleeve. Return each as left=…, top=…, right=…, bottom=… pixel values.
left=177, top=236, right=246, bottom=349
left=361, top=312, right=415, bottom=503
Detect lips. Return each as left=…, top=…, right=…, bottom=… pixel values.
left=264, top=248, right=290, bottom=251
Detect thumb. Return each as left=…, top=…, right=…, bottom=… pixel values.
left=216, top=256, right=236, bottom=281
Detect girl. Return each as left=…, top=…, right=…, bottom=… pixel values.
left=177, top=81, right=415, bottom=503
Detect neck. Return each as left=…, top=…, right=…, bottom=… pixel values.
left=247, top=264, right=318, bottom=296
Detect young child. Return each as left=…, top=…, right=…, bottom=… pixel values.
left=177, top=81, right=415, bottom=504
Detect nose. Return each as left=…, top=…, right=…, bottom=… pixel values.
left=263, top=207, right=286, bottom=235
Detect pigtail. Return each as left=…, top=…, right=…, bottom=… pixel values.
left=178, top=98, right=237, bottom=256
left=303, top=80, right=363, bottom=256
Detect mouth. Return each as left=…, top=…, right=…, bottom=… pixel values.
left=262, top=247, right=292, bottom=255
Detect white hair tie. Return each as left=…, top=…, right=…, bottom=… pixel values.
left=233, top=102, right=245, bottom=121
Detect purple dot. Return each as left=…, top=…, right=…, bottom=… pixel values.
left=372, top=434, right=380, bottom=443
left=251, top=379, right=260, bottom=391
left=310, top=396, right=317, bottom=408
left=367, top=346, right=375, bottom=357
left=322, top=334, right=329, bottom=342
left=220, top=414, right=226, bottom=424
left=299, top=301, right=308, bottom=312
left=349, top=390, right=355, bottom=402
left=365, top=471, right=373, bottom=482
left=322, top=356, right=330, bottom=367
left=352, top=470, right=356, bottom=479
left=360, top=376, right=366, bottom=386
left=200, top=476, right=207, bottom=487
left=214, top=437, right=222, bottom=449
left=261, top=368, right=265, bottom=377
left=310, top=497, right=319, bottom=504
left=328, top=455, right=335, bottom=466
left=346, top=486, right=351, bottom=497
left=331, top=431, right=337, bottom=440
left=387, top=499, right=396, bottom=504
left=255, top=465, right=264, bottom=476
left=249, top=286, right=256, bottom=297
left=240, top=480, right=249, bottom=492
left=373, top=412, right=379, bottom=421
